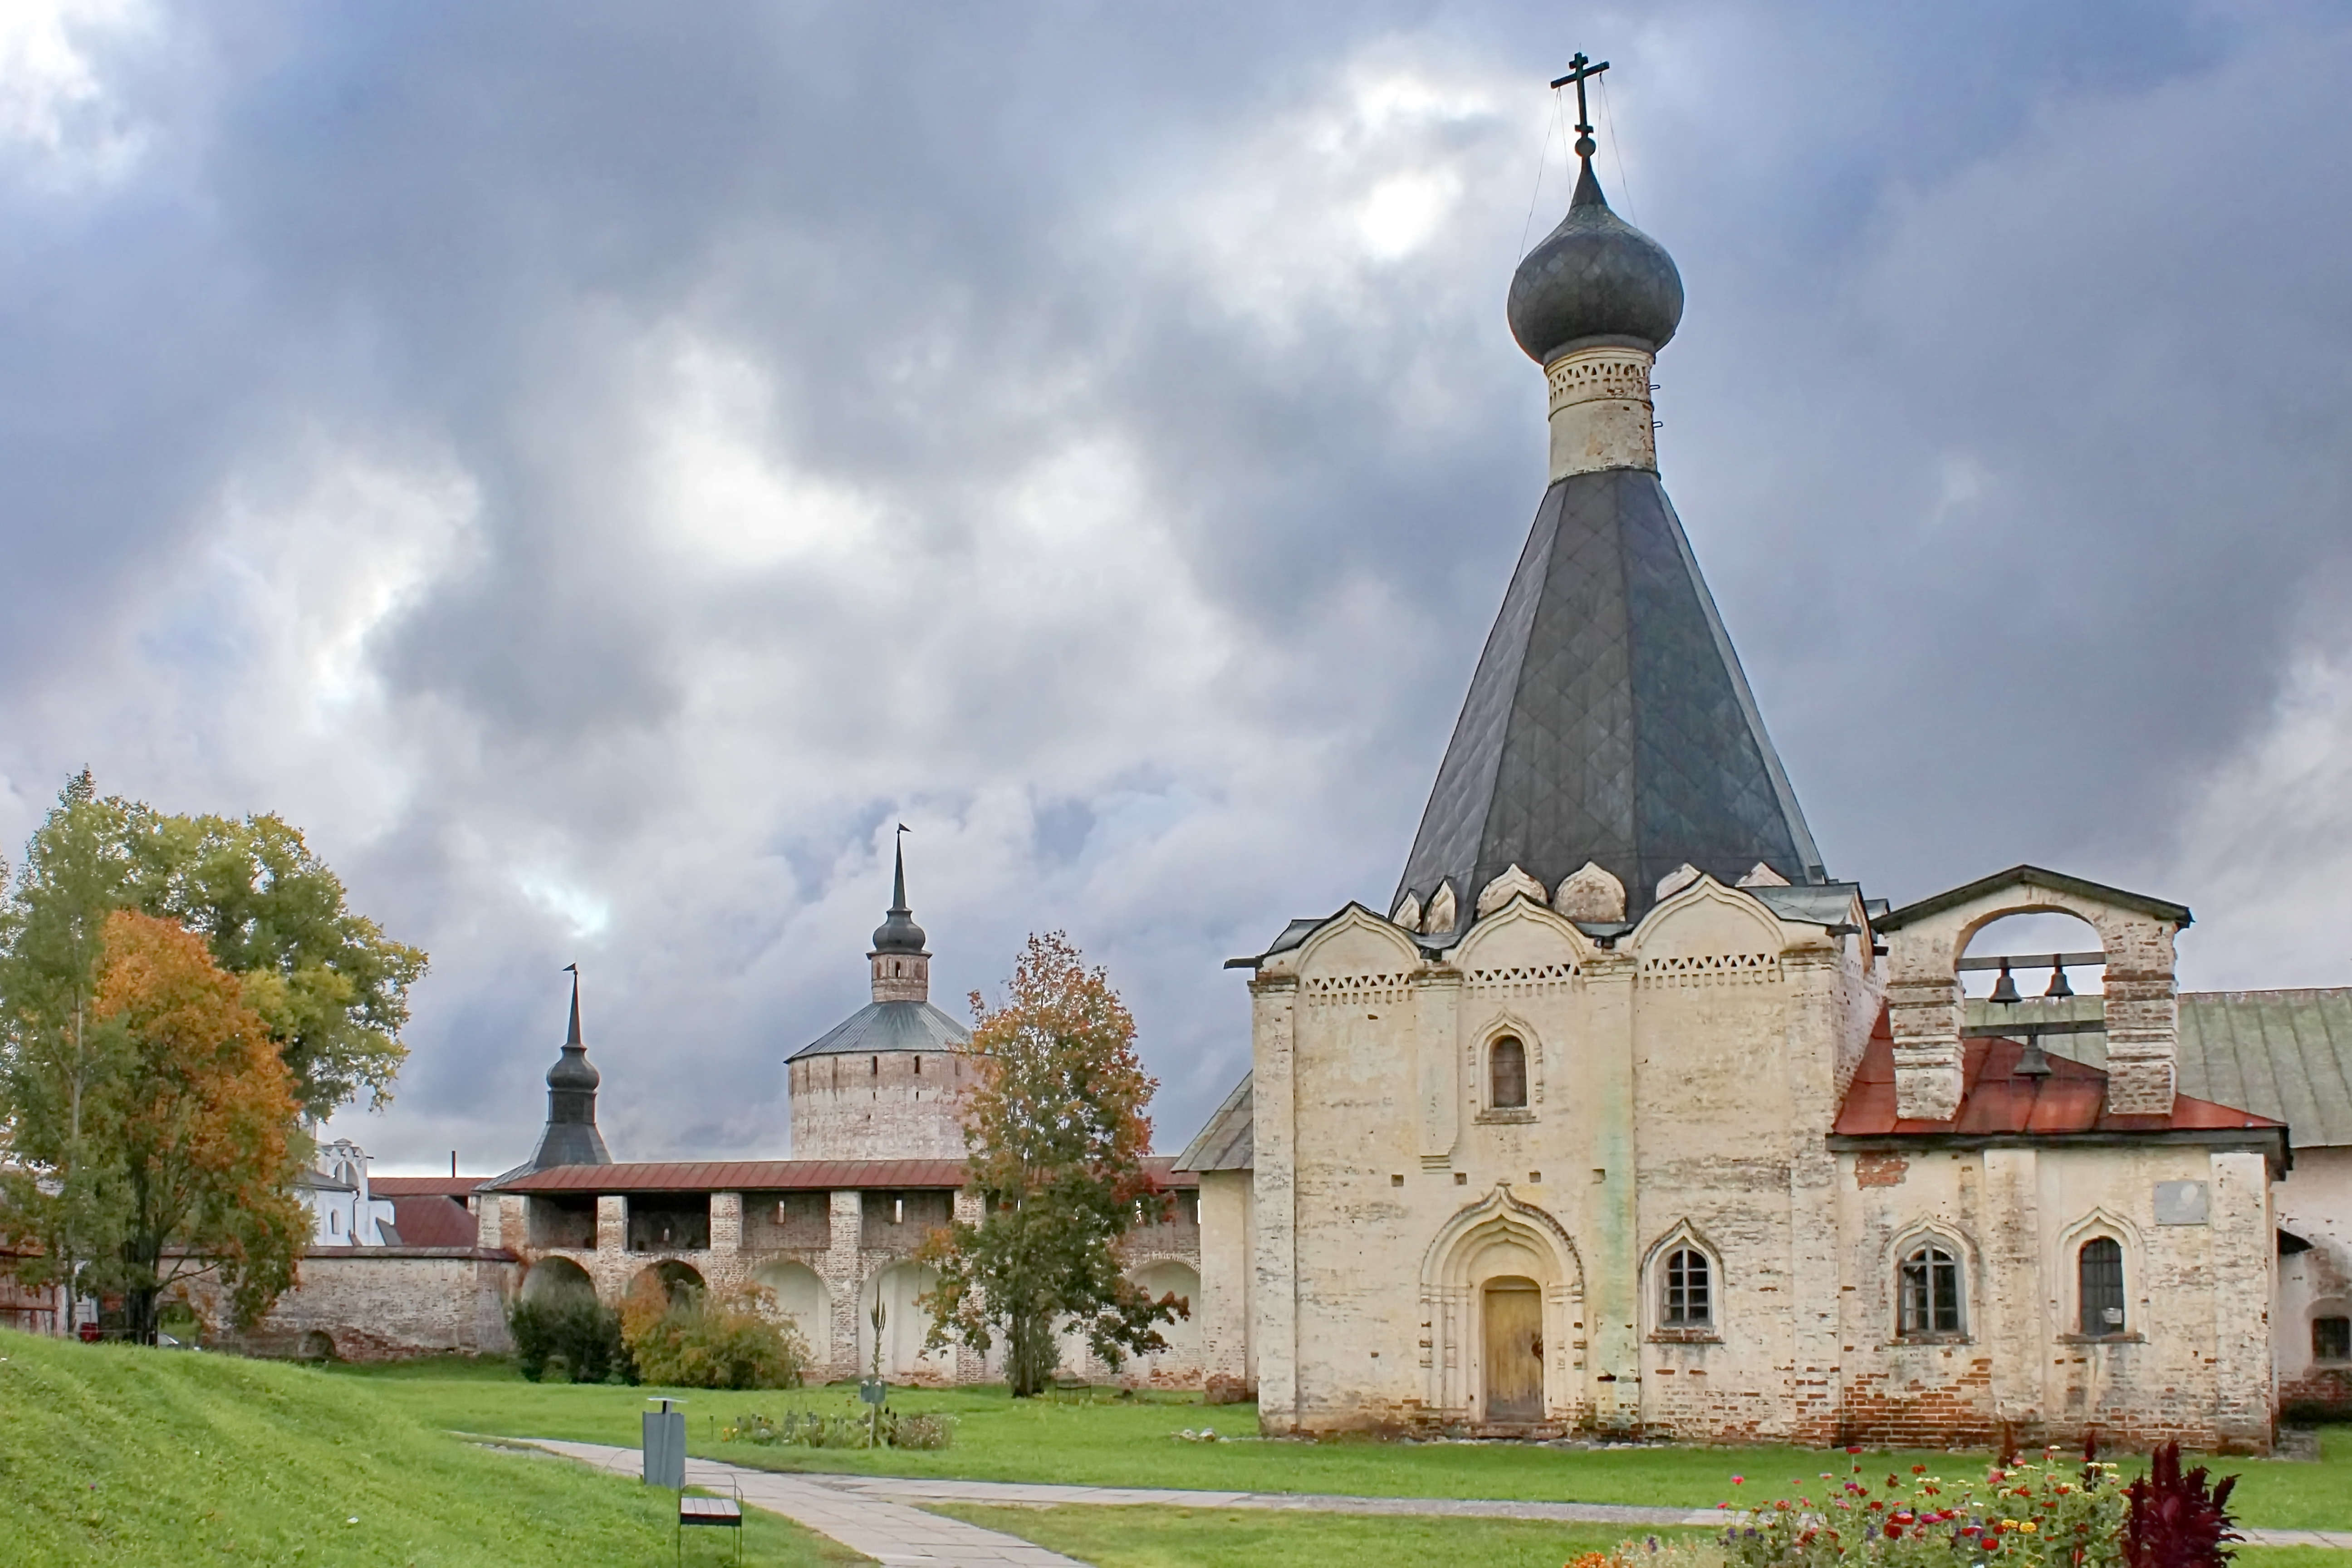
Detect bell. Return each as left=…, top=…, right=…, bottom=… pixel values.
left=1989, top=959, right=2021, bottom=1005
left=2014, top=1033, right=2053, bottom=1078
left=2044, top=960, right=2074, bottom=1000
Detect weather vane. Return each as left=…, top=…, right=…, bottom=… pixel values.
left=1549, top=51, right=1610, bottom=159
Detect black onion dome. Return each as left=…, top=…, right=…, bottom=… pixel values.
left=871, top=908, right=927, bottom=953
left=547, top=1044, right=599, bottom=1091
left=1508, top=160, right=1684, bottom=363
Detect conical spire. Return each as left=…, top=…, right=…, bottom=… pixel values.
left=870, top=831, right=928, bottom=956
left=530, top=964, right=611, bottom=1168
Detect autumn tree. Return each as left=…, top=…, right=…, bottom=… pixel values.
left=0, top=773, right=426, bottom=1117
left=13, top=911, right=309, bottom=1342
left=917, top=932, right=1182, bottom=1397
left=0, top=773, right=424, bottom=1329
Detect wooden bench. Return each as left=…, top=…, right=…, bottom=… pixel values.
left=677, top=1493, right=742, bottom=1563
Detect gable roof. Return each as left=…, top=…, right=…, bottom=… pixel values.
left=1876, top=865, right=2191, bottom=931
left=1393, top=466, right=1823, bottom=932
left=1175, top=1072, right=1254, bottom=1171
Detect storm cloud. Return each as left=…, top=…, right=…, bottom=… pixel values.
left=3, top=1, right=2347, bottom=1170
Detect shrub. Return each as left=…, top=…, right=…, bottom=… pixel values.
left=508, top=1294, right=634, bottom=1385
left=720, top=1403, right=954, bottom=1451
left=2123, top=1442, right=2240, bottom=1568
left=1720, top=1444, right=2127, bottom=1568
left=621, top=1282, right=808, bottom=1391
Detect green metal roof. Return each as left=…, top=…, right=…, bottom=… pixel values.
left=1965, top=988, right=2352, bottom=1146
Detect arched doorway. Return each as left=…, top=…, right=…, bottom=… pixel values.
left=1482, top=1277, right=1543, bottom=1421
left=1418, top=1187, right=1583, bottom=1425
left=520, top=1255, right=598, bottom=1306
left=754, top=1260, right=830, bottom=1364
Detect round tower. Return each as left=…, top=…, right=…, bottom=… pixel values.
left=786, top=838, right=974, bottom=1160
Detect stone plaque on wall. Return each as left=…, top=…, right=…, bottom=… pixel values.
left=2154, top=1180, right=2210, bottom=1225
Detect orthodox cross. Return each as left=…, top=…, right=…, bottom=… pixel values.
left=1549, top=52, right=1610, bottom=158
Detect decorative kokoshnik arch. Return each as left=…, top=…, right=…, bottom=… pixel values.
left=1418, top=1185, right=1585, bottom=1421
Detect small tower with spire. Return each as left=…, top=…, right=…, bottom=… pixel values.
left=525, top=965, right=613, bottom=1170
left=786, top=831, right=974, bottom=1160
left=868, top=836, right=931, bottom=1004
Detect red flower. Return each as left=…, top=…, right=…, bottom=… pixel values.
left=1912, top=1465, right=1928, bottom=1475
left=1847, top=1445, right=1864, bottom=1455
left=1885, top=1524, right=1904, bottom=1539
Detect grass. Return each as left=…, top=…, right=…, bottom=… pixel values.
left=329, top=1356, right=2352, bottom=1533
left=0, top=1328, right=864, bottom=1567
left=930, top=1503, right=1700, bottom=1567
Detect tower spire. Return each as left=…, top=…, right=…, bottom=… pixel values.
left=564, top=961, right=582, bottom=1045
left=527, top=963, right=611, bottom=1169
left=869, top=825, right=931, bottom=1002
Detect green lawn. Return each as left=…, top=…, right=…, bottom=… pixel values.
left=329, top=1355, right=2352, bottom=1531
left=931, top=1503, right=1702, bottom=1567
left=0, top=1328, right=862, bottom=1567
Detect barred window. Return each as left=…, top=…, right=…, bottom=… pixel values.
left=1490, top=1036, right=1528, bottom=1109
left=1662, top=1247, right=1712, bottom=1327
left=2316, top=1317, right=2351, bottom=1363
left=2078, top=1237, right=2125, bottom=1336
left=1898, top=1243, right=1964, bottom=1335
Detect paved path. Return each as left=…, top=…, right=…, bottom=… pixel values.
left=508, top=1439, right=2352, bottom=1557
left=820, top=1472, right=1723, bottom=1527
left=517, top=1439, right=1085, bottom=1565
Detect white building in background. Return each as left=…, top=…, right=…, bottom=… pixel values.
left=296, top=1137, right=398, bottom=1248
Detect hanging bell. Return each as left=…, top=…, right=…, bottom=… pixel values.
left=2014, top=1031, right=2054, bottom=1078
left=2044, top=960, right=2074, bottom=1000
left=1989, top=959, right=2021, bottom=1005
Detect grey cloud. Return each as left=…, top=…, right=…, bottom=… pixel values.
left=1, top=1, right=2347, bottom=1170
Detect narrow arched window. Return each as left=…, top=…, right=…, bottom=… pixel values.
left=1899, top=1243, right=1964, bottom=1335
left=1490, top=1036, right=1528, bottom=1109
left=2079, top=1237, right=2124, bottom=1336
left=1662, top=1247, right=1711, bottom=1327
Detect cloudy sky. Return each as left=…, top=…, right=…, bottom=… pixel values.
left=4, top=2, right=2348, bottom=1173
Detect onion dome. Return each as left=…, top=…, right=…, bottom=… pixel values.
left=870, top=837, right=927, bottom=954
left=546, top=966, right=600, bottom=1089
left=1507, top=159, right=1684, bottom=363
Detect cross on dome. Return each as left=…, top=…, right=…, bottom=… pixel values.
left=1548, top=51, right=1610, bottom=159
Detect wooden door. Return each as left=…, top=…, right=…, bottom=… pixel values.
left=1482, top=1279, right=1544, bottom=1422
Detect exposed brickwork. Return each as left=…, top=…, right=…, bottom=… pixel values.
left=1854, top=1153, right=1908, bottom=1188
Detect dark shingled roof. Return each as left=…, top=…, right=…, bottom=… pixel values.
left=1396, top=467, right=1821, bottom=929
left=1175, top=1073, right=1254, bottom=1171
left=788, top=999, right=970, bottom=1061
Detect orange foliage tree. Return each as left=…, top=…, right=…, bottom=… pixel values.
left=917, top=932, right=1181, bottom=1396
left=79, top=910, right=309, bottom=1342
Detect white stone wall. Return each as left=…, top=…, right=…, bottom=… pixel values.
left=1244, top=875, right=2276, bottom=1450
left=2275, top=1145, right=2352, bottom=1412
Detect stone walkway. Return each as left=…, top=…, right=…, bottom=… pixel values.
left=519, top=1439, right=1085, bottom=1565
left=510, top=1438, right=2352, bottom=1558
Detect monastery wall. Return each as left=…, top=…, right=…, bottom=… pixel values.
left=186, top=1250, right=515, bottom=1362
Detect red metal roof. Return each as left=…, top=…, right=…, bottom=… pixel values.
left=389, top=1194, right=479, bottom=1248
left=1835, top=1010, right=2284, bottom=1139
left=372, top=1176, right=490, bottom=1198
left=490, top=1155, right=1199, bottom=1194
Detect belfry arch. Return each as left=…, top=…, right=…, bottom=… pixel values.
left=1418, top=1186, right=1584, bottom=1424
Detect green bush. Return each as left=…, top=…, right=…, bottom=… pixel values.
left=621, top=1283, right=808, bottom=1391
left=720, top=1404, right=954, bottom=1451
left=507, top=1294, right=634, bottom=1385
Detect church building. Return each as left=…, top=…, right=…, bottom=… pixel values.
left=1180, top=75, right=2292, bottom=1451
